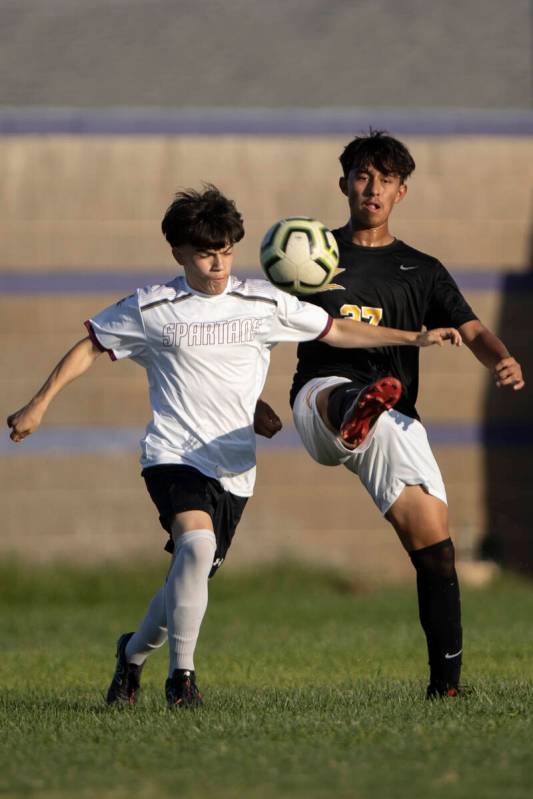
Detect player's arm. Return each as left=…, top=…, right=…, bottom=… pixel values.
left=459, top=319, right=524, bottom=390
left=322, top=318, right=462, bottom=349
left=7, top=337, right=103, bottom=442
left=253, top=398, right=283, bottom=438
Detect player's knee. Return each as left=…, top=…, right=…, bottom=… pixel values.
left=410, top=537, right=457, bottom=581
left=175, top=530, right=216, bottom=572
left=386, top=486, right=449, bottom=542
left=170, top=510, right=213, bottom=539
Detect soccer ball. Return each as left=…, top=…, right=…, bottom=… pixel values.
left=260, top=217, right=339, bottom=295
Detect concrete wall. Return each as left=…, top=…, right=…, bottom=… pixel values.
left=1, top=133, right=532, bottom=580
left=1, top=1, right=530, bottom=109
left=1, top=136, right=531, bottom=270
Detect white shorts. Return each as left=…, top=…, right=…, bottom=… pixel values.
left=292, top=376, right=447, bottom=515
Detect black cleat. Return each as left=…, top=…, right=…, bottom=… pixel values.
left=165, top=669, right=203, bottom=708
left=426, top=683, right=470, bottom=700
left=106, top=632, right=144, bottom=706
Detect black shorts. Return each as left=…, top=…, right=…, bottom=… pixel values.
left=142, top=464, right=248, bottom=578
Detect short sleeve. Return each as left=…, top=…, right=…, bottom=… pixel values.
left=261, top=289, right=331, bottom=344
left=85, top=292, right=147, bottom=361
left=424, top=263, right=478, bottom=330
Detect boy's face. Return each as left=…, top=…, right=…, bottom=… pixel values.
left=172, top=243, right=234, bottom=295
left=340, top=164, right=407, bottom=229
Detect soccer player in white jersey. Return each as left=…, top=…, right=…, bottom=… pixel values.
left=7, top=186, right=461, bottom=708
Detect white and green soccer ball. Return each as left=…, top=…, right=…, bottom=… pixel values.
left=259, top=217, right=339, bottom=295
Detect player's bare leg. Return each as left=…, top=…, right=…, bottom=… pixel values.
left=385, top=485, right=449, bottom=550
left=386, top=486, right=463, bottom=698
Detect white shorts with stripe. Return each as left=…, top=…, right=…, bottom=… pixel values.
left=292, top=376, right=447, bottom=515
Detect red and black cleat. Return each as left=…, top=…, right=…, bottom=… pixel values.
left=165, top=669, right=203, bottom=709
left=426, top=683, right=471, bottom=700
left=106, top=632, right=144, bottom=706
left=339, top=376, right=402, bottom=448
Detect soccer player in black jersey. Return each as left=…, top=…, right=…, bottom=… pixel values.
left=290, top=130, right=524, bottom=698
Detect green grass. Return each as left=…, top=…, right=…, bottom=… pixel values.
left=1, top=564, right=533, bottom=799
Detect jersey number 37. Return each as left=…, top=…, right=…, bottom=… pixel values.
left=341, top=305, right=383, bottom=326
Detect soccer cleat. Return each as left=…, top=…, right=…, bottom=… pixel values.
left=165, top=669, right=203, bottom=708
left=339, top=376, right=402, bottom=448
left=106, top=632, right=144, bottom=706
left=426, top=683, right=470, bottom=700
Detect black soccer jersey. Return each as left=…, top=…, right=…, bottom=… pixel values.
left=290, top=231, right=478, bottom=419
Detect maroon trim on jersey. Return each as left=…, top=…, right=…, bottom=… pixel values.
left=316, top=315, right=333, bottom=340
left=84, top=320, right=117, bottom=362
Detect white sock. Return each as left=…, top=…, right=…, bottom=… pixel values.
left=125, top=586, right=168, bottom=666
left=165, top=529, right=216, bottom=676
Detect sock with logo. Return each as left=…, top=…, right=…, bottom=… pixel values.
left=165, top=529, right=216, bottom=677
left=409, top=537, right=463, bottom=690
left=125, top=586, right=168, bottom=666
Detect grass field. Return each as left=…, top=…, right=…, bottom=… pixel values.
left=1, top=563, right=533, bottom=799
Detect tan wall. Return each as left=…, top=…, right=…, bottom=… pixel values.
left=0, top=445, right=487, bottom=584
left=1, top=136, right=532, bottom=271
left=1, top=134, right=532, bottom=579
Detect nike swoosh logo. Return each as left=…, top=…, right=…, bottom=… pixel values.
left=444, top=649, right=463, bottom=659
left=399, top=265, right=419, bottom=271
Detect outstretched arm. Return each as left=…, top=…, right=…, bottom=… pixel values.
left=7, top=337, right=103, bottom=442
left=459, top=319, right=524, bottom=390
left=322, top=318, right=462, bottom=349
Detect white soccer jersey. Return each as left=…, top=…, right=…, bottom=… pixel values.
left=86, top=275, right=331, bottom=496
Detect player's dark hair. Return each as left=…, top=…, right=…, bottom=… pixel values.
left=161, top=184, right=245, bottom=249
left=339, top=130, right=416, bottom=183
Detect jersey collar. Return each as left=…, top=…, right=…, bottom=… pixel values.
left=180, top=274, right=234, bottom=298
left=334, top=230, right=403, bottom=253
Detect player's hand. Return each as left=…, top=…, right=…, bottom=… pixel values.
left=254, top=399, right=283, bottom=438
left=6, top=401, right=44, bottom=442
left=417, top=328, right=462, bottom=348
left=493, top=356, right=524, bottom=390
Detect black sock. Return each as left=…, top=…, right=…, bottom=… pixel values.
left=326, top=382, right=364, bottom=430
left=409, top=538, right=463, bottom=689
